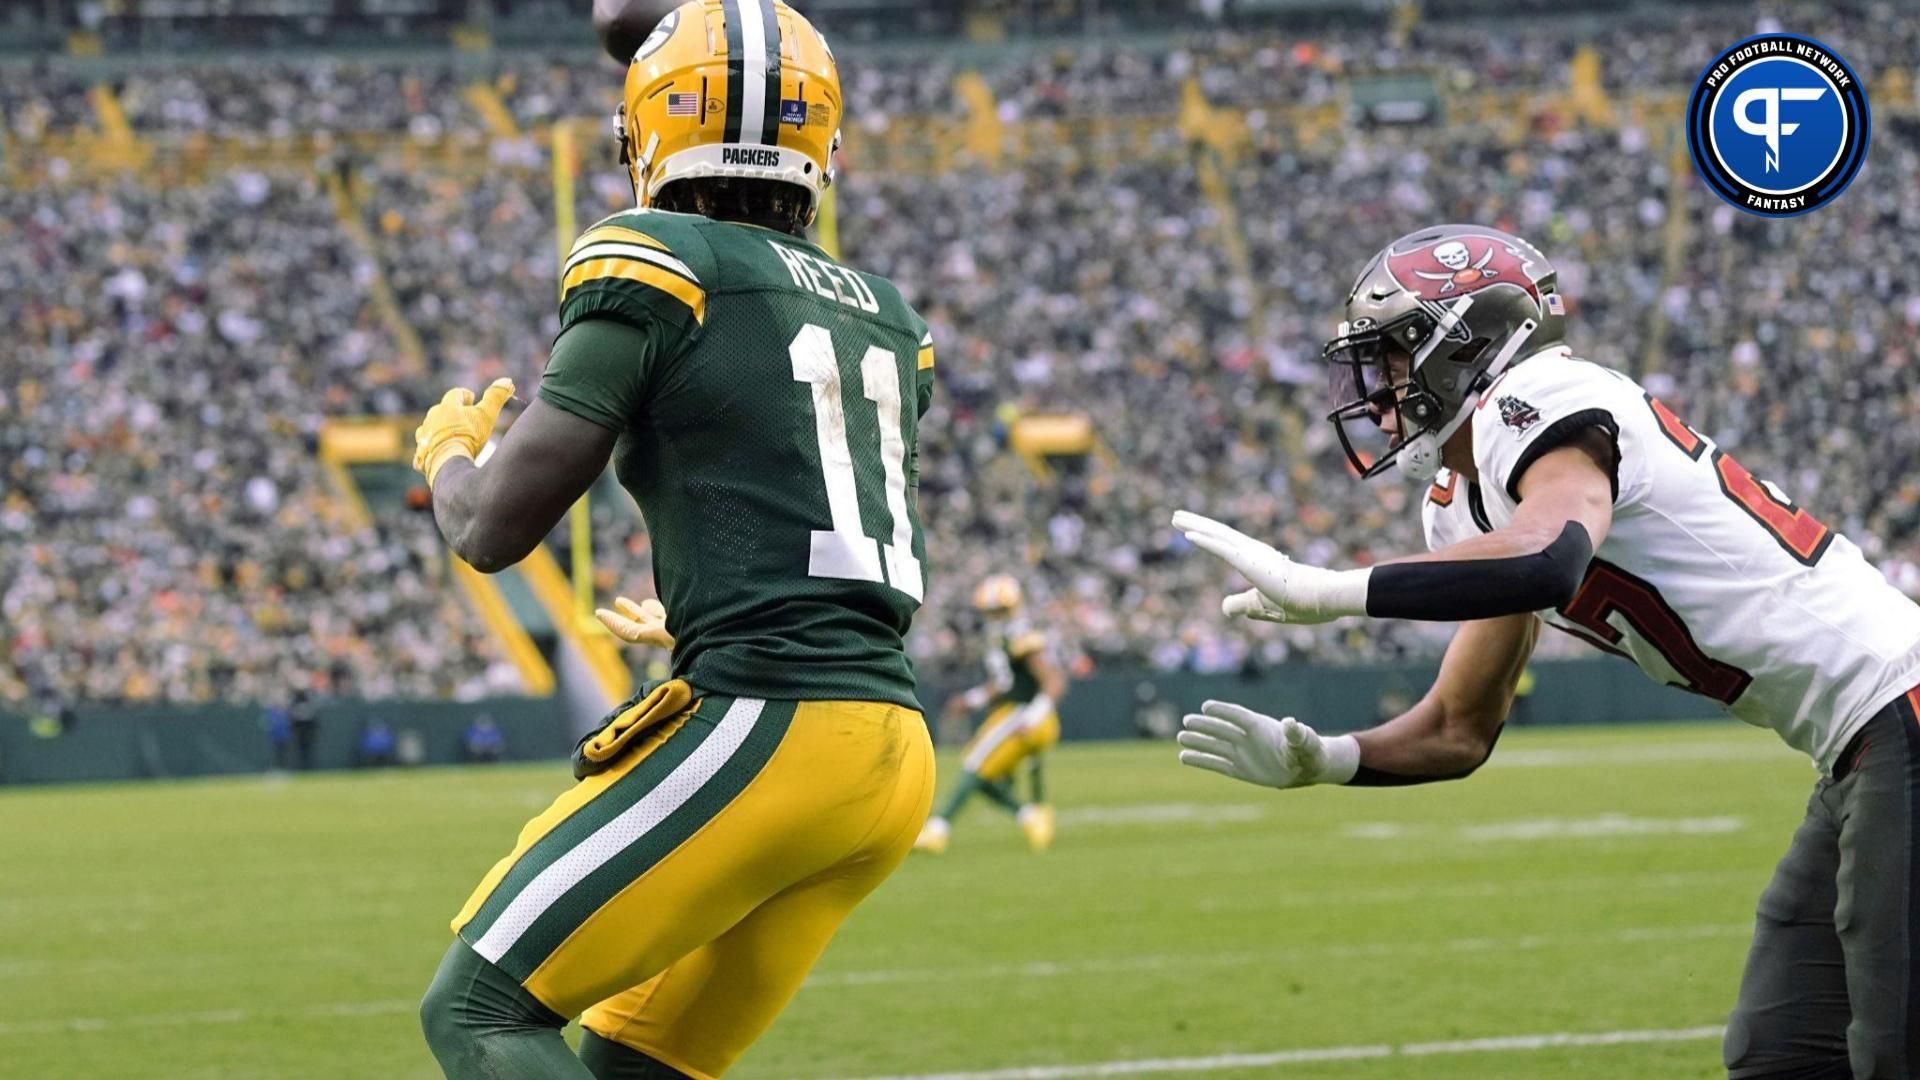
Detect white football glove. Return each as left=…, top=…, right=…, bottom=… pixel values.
left=1176, top=700, right=1360, bottom=790
left=1171, top=510, right=1371, bottom=625
left=593, top=596, right=675, bottom=649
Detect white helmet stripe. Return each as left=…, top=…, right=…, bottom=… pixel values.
left=736, top=0, right=769, bottom=146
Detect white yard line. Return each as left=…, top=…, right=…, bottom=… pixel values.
left=1488, top=741, right=1787, bottom=767
left=836, top=1025, right=1727, bottom=1080
left=1056, top=803, right=1265, bottom=827
left=1344, top=814, right=1747, bottom=842
left=802, top=922, right=1747, bottom=989
left=0, top=925, right=1748, bottom=1037
left=0, top=999, right=417, bottom=1037
left=1401, top=1025, right=1726, bottom=1054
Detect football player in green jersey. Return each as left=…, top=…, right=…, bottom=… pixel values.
left=915, top=575, right=1068, bottom=854
left=411, top=4, right=938, bottom=1077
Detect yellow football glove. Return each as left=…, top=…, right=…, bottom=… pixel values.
left=413, top=377, right=515, bottom=489
left=594, top=596, right=675, bottom=649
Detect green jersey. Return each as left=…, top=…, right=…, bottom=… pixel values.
left=985, top=624, right=1048, bottom=708
left=539, top=209, right=934, bottom=710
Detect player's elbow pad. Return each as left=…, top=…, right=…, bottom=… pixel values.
left=1366, top=522, right=1593, bottom=621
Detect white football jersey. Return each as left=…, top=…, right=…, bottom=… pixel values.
left=1421, top=348, right=1920, bottom=772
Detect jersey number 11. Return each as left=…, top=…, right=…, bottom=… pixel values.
left=790, top=323, right=924, bottom=602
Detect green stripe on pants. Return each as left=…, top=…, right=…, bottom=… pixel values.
left=494, top=698, right=796, bottom=980
left=457, top=695, right=735, bottom=948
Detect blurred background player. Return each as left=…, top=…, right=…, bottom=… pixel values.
left=917, top=575, right=1066, bottom=854
left=411, top=3, right=939, bottom=1077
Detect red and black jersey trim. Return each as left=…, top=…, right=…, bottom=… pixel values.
left=1645, top=395, right=1707, bottom=460
left=1504, top=408, right=1621, bottom=505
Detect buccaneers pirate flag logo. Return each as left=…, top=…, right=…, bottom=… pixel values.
left=1384, top=234, right=1543, bottom=302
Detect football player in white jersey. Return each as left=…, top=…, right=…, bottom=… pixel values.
left=1173, top=225, right=1920, bottom=1080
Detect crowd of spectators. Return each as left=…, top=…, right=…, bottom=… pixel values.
left=358, top=167, right=558, bottom=390
left=114, top=62, right=481, bottom=140
left=0, top=174, right=510, bottom=706
left=6, top=1, right=1920, bottom=704
left=10, top=1, right=1912, bottom=141
left=1, top=64, right=97, bottom=144
left=1656, top=123, right=1920, bottom=591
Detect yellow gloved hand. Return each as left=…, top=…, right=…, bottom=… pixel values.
left=413, top=377, right=515, bottom=488
left=594, top=596, right=675, bottom=649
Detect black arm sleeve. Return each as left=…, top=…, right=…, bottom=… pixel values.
left=1365, top=521, right=1594, bottom=621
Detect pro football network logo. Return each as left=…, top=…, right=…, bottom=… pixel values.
left=1686, top=34, right=1870, bottom=218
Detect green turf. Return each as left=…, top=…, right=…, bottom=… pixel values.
left=0, top=721, right=1810, bottom=1079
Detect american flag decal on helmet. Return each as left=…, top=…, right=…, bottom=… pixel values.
left=1545, top=293, right=1565, bottom=316
left=666, top=93, right=700, bottom=117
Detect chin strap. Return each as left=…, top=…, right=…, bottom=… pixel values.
left=1396, top=316, right=1539, bottom=482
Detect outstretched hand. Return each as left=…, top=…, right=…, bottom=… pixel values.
left=1176, top=699, right=1359, bottom=789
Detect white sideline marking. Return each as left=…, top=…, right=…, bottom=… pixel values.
left=1488, top=741, right=1786, bottom=767
left=837, top=1025, right=1726, bottom=1080
left=1402, top=1025, right=1726, bottom=1054
left=1056, top=803, right=1264, bottom=827
left=0, top=927, right=1747, bottom=1036
left=803, top=922, right=1746, bottom=989
left=1345, top=814, right=1746, bottom=842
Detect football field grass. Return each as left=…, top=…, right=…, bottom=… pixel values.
left=0, top=721, right=1811, bottom=1079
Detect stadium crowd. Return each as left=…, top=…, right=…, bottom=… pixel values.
left=5, top=2, right=1920, bottom=704
left=0, top=175, right=509, bottom=706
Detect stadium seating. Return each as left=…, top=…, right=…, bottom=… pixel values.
left=5, top=4, right=1918, bottom=705
left=0, top=176, right=503, bottom=704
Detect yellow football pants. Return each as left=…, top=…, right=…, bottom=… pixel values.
left=450, top=693, right=933, bottom=1079
left=962, top=702, right=1060, bottom=782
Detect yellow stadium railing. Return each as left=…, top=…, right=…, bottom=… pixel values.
left=317, top=418, right=558, bottom=697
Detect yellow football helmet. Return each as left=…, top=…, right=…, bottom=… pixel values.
left=972, top=575, right=1025, bottom=615
left=613, top=0, right=843, bottom=225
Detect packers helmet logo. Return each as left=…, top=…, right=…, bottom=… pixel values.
left=617, top=0, right=843, bottom=220
left=1384, top=233, right=1541, bottom=304
left=634, top=10, right=679, bottom=62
